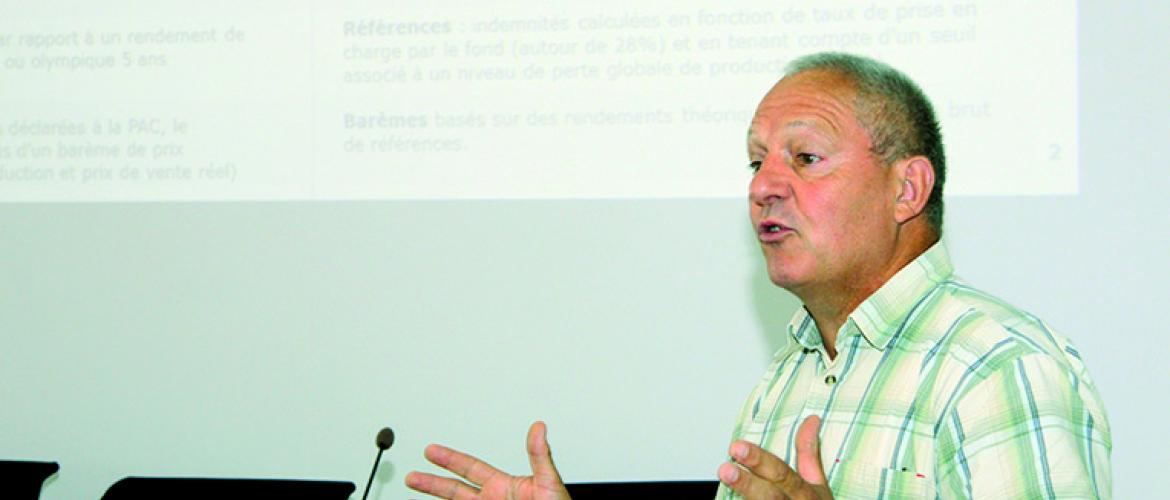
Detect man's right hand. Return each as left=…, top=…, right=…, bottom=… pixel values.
left=405, top=421, right=571, bottom=500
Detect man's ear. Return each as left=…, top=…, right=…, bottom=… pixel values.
left=894, top=156, right=935, bottom=224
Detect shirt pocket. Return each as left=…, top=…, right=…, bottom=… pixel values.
left=830, top=459, right=933, bottom=500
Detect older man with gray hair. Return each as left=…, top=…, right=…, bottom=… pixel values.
left=405, top=52, right=1111, bottom=500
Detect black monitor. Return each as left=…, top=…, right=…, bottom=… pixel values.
left=0, top=460, right=60, bottom=500
left=101, top=476, right=355, bottom=500
left=566, top=480, right=720, bottom=499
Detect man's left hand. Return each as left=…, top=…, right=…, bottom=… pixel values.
left=718, top=415, right=833, bottom=500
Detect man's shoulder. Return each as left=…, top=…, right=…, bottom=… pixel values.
left=899, top=279, right=1109, bottom=435
left=905, top=278, right=1090, bottom=383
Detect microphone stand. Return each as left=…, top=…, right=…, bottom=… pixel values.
left=361, top=445, right=385, bottom=500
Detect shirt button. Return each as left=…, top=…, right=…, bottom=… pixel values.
left=824, top=375, right=837, bottom=386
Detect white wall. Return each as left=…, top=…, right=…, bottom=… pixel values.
left=1, top=2, right=1166, bottom=499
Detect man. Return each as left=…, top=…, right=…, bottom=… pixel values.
left=405, top=53, right=1111, bottom=499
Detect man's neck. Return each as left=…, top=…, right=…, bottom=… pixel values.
left=803, top=286, right=874, bottom=361
left=800, top=233, right=937, bottom=360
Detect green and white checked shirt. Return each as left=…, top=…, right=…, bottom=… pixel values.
left=717, top=243, right=1111, bottom=499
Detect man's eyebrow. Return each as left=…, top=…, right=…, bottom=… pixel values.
left=747, top=119, right=836, bottom=153
left=747, top=132, right=768, bottom=155
left=746, top=127, right=764, bottom=144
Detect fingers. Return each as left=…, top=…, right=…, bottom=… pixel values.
left=794, top=415, right=826, bottom=486
left=727, top=440, right=804, bottom=491
left=404, top=471, right=479, bottom=500
left=719, top=461, right=784, bottom=500
left=423, top=443, right=507, bottom=487
left=720, top=416, right=829, bottom=500
left=408, top=423, right=570, bottom=500
left=526, top=421, right=564, bottom=485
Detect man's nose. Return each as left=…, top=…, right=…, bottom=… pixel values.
left=749, top=157, right=794, bottom=206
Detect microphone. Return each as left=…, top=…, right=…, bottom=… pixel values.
left=362, top=427, right=395, bottom=500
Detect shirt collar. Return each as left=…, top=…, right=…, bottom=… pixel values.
left=786, top=308, right=820, bottom=350
left=786, top=242, right=954, bottom=351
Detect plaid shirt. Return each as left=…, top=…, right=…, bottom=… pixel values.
left=718, top=243, right=1111, bottom=499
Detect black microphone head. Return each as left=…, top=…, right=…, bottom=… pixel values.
left=375, top=427, right=395, bottom=450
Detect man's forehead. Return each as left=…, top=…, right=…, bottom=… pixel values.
left=750, top=119, right=826, bottom=133
left=748, top=119, right=830, bottom=144
left=770, top=68, right=856, bottom=95
left=749, top=72, right=859, bottom=139
left=748, top=110, right=845, bottom=145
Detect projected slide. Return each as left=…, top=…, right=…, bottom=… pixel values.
left=0, top=1, right=1076, bottom=201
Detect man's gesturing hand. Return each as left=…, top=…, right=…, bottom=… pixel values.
left=718, top=416, right=833, bottom=500
left=405, top=421, right=571, bottom=500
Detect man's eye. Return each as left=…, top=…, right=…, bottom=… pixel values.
left=794, top=153, right=823, bottom=166
left=748, top=160, right=762, bottom=173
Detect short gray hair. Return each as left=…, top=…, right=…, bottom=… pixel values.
left=785, top=52, right=946, bottom=235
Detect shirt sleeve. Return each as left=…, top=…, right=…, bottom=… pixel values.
left=934, top=352, right=1112, bottom=499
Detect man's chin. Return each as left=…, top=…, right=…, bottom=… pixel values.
left=763, top=251, right=808, bottom=284
left=766, top=266, right=808, bottom=291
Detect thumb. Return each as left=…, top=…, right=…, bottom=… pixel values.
left=527, top=421, right=564, bottom=483
left=795, top=415, right=827, bottom=486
